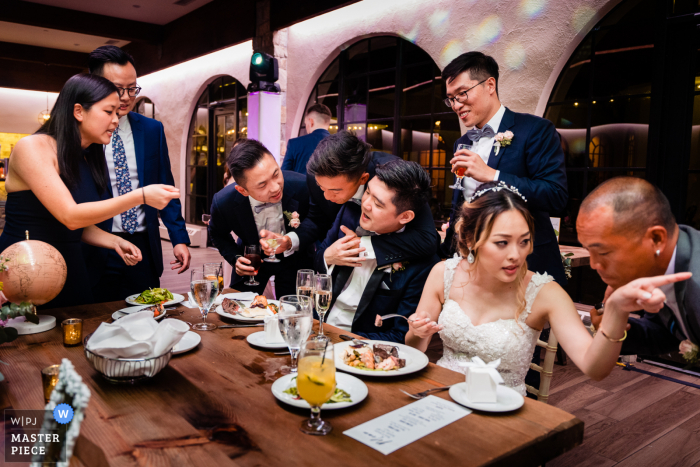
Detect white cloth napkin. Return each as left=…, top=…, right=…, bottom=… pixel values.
left=86, top=311, right=189, bottom=377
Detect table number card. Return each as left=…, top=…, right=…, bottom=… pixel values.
left=344, top=395, right=471, bottom=455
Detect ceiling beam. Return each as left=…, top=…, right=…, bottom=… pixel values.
left=0, top=41, right=88, bottom=68
left=0, top=58, right=84, bottom=92
left=1, top=1, right=163, bottom=43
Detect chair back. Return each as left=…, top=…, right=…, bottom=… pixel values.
left=525, top=327, right=558, bottom=404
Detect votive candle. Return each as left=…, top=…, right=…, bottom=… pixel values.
left=41, top=365, right=60, bottom=403
left=61, top=318, right=82, bottom=346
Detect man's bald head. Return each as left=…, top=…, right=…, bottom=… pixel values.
left=580, top=177, right=676, bottom=238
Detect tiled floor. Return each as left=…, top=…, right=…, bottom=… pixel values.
left=163, top=241, right=700, bottom=467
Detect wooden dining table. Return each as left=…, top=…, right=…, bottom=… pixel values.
left=0, top=293, right=583, bottom=466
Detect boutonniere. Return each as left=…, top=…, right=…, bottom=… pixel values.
left=680, top=340, right=699, bottom=367
left=493, top=131, right=514, bottom=156
left=283, top=211, right=301, bottom=229
left=389, top=261, right=408, bottom=282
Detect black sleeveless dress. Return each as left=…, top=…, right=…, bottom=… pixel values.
left=0, top=159, right=102, bottom=309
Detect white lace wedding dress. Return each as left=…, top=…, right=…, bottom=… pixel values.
left=436, top=255, right=553, bottom=396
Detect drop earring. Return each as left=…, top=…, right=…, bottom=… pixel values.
left=467, top=248, right=475, bottom=264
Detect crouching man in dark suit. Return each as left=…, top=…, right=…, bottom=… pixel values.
left=208, top=139, right=312, bottom=297
left=315, top=160, right=440, bottom=343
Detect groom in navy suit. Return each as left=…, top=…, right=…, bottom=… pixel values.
left=440, top=52, right=568, bottom=285
left=316, top=160, right=439, bottom=343
left=208, top=139, right=312, bottom=296
left=85, top=46, right=190, bottom=302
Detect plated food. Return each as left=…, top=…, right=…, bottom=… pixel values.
left=270, top=373, right=368, bottom=410
left=133, top=288, right=174, bottom=304
left=283, top=378, right=352, bottom=403
left=222, top=295, right=279, bottom=318
left=342, top=342, right=406, bottom=371
left=334, top=340, right=429, bottom=377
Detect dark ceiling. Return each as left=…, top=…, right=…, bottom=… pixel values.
left=0, top=0, right=359, bottom=92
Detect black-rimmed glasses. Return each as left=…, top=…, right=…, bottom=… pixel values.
left=116, top=86, right=142, bottom=98
left=443, top=79, right=488, bottom=108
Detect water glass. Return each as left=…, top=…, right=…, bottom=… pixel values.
left=190, top=269, right=218, bottom=331
left=298, top=340, right=335, bottom=435
left=449, top=143, right=472, bottom=191
left=204, top=262, right=224, bottom=296
left=277, top=295, right=312, bottom=373
left=314, top=274, right=332, bottom=340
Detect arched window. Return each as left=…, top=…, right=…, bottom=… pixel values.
left=186, top=76, right=247, bottom=225
left=301, top=36, right=459, bottom=222
left=544, top=0, right=656, bottom=243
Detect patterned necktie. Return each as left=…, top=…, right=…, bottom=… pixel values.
left=113, top=127, right=138, bottom=234
left=466, top=124, right=495, bottom=142
left=253, top=201, right=281, bottom=214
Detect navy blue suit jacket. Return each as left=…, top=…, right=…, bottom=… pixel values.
left=441, top=108, right=568, bottom=284
left=315, top=203, right=439, bottom=343
left=85, top=112, right=189, bottom=281
left=208, top=171, right=312, bottom=289
left=281, top=129, right=330, bottom=174
left=296, top=151, right=440, bottom=268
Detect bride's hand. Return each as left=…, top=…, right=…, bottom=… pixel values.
left=408, top=311, right=442, bottom=339
left=606, top=272, right=692, bottom=315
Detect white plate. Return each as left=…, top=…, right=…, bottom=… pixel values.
left=111, top=310, right=167, bottom=321
left=271, top=372, right=368, bottom=410
left=215, top=299, right=280, bottom=322
left=172, top=331, right=201, bottom=355
left=116, top=304, right=155, bottom=315
left=448, top=382, right=524, bottom=412
left=246, top=331, right=288, bottom=349
left=125, top=292, right=185, bottom=307
left=334, top=340, right=429, bottom=377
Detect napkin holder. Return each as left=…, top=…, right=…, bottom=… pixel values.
left=264, top=316, right=285, bottom=344
left=459, top=357, right=504, bottom=403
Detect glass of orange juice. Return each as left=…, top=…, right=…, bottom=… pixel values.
left=449, top=143, right=472, bottom=191
left=297, top=340, right=335, bottom=435
left=204, top=262, right=224, bottom=295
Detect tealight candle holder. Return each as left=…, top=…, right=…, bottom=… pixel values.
left=41, top=365, right=60, bottom=403
left=61, top=318, right=82, bottom=346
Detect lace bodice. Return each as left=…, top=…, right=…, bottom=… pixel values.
left=437, top=255, right=553, bottom=396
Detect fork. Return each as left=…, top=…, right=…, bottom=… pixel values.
left=378, top=314, right=416, bottom=323
left=399, top=386, right=454, bottom=400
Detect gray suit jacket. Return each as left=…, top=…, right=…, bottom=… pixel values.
left=622, top=225, right=700, bottom=355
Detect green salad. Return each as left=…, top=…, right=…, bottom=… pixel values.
left=283, top=378, right=352, bottom=403
left=134, top=288, right=174, bottom=304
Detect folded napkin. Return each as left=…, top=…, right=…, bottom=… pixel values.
left=458, top=357, right=504, bottom=403
left=86, top=311, right=189, bottom=377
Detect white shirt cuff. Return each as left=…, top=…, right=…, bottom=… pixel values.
left=283, top=232, right=299, bottom=257
left=360, top=236, right=376, bottom=260
left=493, top=170, right=500, bottom=181
left=324, top=256, right=333, bottom=274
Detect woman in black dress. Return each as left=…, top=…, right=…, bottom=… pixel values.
left=0, top=74, right=180, bottom=308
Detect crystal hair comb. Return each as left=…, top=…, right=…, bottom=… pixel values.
left=466, top=181, right=527, bottom=204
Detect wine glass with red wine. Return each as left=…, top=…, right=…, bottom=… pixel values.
left=244, top=245, right=262, bottom=286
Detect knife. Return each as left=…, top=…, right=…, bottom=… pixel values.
left=218, top=324, right=264, bottom=328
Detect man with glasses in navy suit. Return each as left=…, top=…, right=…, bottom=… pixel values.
left=85, top=46, right=191, bottom=302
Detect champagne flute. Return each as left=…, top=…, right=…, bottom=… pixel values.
left=314, top=274, right=332, bottom=340
left=296, top=269, right=315, bottom=303
left=277, top=295, right=312, bottom=373
left=262, top=217, right=284, bottom=263
left=243, top=245, right=261, bottom=286
left=297, top=339, right=335, bottom=436
left=190, top=269, right=218, bottom=331
left=449, top=143, right=472, bottom=191
left=204, top=262, right=224, bottom=296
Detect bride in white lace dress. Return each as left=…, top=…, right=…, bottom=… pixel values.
left=405, top=182, right=689, bottom=394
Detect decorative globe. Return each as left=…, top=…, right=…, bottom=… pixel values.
left=0, top=239, right=67, bottom=305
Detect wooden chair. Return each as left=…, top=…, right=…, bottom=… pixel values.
left=526, top=327, right=558, bottom=404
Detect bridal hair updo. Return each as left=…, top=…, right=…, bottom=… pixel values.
left=455, top=181, right=535, bottom=319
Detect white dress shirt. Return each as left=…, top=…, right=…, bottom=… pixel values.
left=462, top=104, right=506, bottom=198
left=248, top=196, right=295, bottom=257
left=105, top=115, right=146, bottom=232
left=659, top=246, right=688, bottom=339
left=325, top=224, right=404, bottom=332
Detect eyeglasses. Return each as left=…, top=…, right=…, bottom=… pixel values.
left=115, top=86, right=142, bottom=98
left=443, top=79, right=488, bottom=108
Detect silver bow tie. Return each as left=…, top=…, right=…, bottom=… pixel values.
left=253, top=202, right=281, bottom=214
left=466, top=124, right=495, bottom=142
left=355, top=226, right=377, bottom=237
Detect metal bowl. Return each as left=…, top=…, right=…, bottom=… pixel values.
left=83, top=333, right=173, bottom=384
